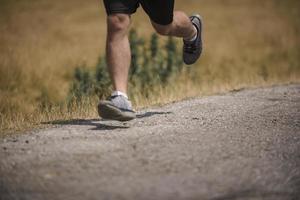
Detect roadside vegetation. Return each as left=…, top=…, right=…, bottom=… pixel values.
left=0, top=0, right=299, bottom=134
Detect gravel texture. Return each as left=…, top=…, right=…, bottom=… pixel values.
left=1, top=84, right=300, bottom=200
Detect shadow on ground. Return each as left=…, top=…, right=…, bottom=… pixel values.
left=136, top=111, right=172, bottom=118
left=42, top=111, right=173, bottom=131
left=42, top=118, right=126, bottom=130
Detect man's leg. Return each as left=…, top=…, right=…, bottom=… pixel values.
left=151, top=11, right=197, bottom=41
left=151, top=11, right=203, bottom=65
left=106, top=14, right=131, bottom=94
left=98, top=13, right=136, bottom=121
left=140, top=0, right=203, bottom=65
left=99, top=0, right=139, bottom=121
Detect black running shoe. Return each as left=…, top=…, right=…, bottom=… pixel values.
left=183, top=14, right=203, bottom=65
left=98, top=95, right=136, bottom=121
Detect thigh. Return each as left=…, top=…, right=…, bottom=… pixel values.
left=103, top=0, right=140, bottom=15
left=140, top=0, right=174, bottom=25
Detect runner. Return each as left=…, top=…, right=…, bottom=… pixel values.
left=98, top=0, right=203, bottom=121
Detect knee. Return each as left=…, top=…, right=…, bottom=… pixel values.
left=107, top=14, right=131, bottom=35
left=152, top=24, right=172, bottom=36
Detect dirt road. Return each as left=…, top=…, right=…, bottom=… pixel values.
left=1, top=85, right=300, bottom=200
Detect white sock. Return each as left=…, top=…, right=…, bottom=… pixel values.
left=111, top=91, right=128, bottom=99
left=185, top=26, right=198, bottom=42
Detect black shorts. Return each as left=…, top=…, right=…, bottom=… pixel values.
left=103, top=0, right=174, bottom=25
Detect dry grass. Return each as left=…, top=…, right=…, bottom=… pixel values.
left=0, top=0, right=299, bottom=135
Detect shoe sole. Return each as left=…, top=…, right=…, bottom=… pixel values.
left=98, top=101, right=136, bottom=122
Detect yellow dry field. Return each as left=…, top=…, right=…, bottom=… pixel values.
left=0, top=0, right=299, bottom=134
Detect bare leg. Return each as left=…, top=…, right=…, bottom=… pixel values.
left=106, top=14, right=131, bottom=94
left=151, top=11, right=197, bottom=40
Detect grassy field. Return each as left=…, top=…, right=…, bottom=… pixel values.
left=0, top=0, right=299, bottom=134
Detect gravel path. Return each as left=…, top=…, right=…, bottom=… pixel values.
left=1, top=84, right=300, bottom=200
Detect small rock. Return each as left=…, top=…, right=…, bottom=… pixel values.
left=25, top=140, right=29, bottom=144
left=44, top=173, right=53, bottom=179
left=132, top=144, right=137, bottom=150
